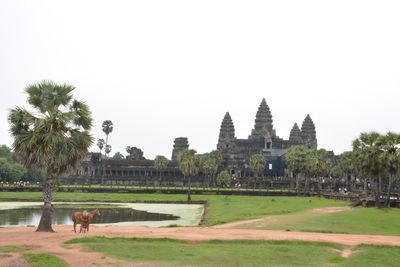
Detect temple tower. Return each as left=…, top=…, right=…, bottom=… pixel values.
left=301, top=114, right=317, bottom=149
left=171, top=137, right=189, bottom=162
left=250, top=98, right=275, bottom=139
left=289, top=123, right=302, bottom=144
left=217, top=112, right=235, bottom=150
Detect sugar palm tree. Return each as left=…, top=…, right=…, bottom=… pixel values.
left=101, top=120, right=113, bottom=183
left=285, top=146, right=309, bottom=190
left=154, top=155, right=169, bottom=186
left=8, top=81, right=93, bottom=232
left=249, top=153, right=266, bottom=178
left=307, top=149, right=330, bottom=195
left=179, top=149, right=199, bottom=201
left=379, top=132, right=400, bottom=207
left=97, top=138, right=105, bottom=154
left=352, top=132, right=386, bottom=207
left=102, top=120, right=113, bottom=148
left=200, top=150, right=222, bottom=187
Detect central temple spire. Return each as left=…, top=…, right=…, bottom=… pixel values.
left=251, top=98, right=274, bottom=138
left=217, top=112, right=235, bottom=150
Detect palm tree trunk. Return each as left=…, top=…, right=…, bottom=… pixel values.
left=102, top=134, right=108, bottom=185
left=295, top=174, right=300, bottom=192
left=363, top=179, right=367, bottom=194
left=373, top=180, right=381, bottom=208
left=317, top=177, right=322, bottom=197
left=289, top=172, right=294, bottom=191
left=384, top=176, right=393, bottom=207
left=36, top=176, right=55, bottom=232
left=304, top=176, right=309, bottom=196
left=187, top=175, right=191, bottom=201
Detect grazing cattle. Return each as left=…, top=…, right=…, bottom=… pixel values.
left=71, top=209, right=101, bottom=233
left=79, top=211, right=90, bottom=233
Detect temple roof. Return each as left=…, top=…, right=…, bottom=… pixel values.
left=289, top=123, right=302, bottom=144
left=218, top=112, right=235, bottom=144
left=254, top=98, right=273, bottom=131
left=218, top=112, right=235, bottom=150
left=301, top=114, right=317, bottom=148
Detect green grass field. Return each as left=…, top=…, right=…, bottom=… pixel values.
left=0, top=246, right=66, bottom=267
left=244, top=207, right=400, bottom=236
left=66, top=237, right=400, bottom=267
left=0, top=245, right=32, bottom=253
left=23, top=253, right=68, bottom=267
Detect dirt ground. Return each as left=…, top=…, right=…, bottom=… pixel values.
left=1, top=206, right=399, bottom=267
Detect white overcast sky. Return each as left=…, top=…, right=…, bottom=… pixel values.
left=0, top=0, right=399, bottom=159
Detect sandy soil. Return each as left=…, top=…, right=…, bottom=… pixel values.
left=1, top=224, right=400, bottom=266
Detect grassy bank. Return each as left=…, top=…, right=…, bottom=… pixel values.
left=241, top=206, right=400, bottom=236
left=66, top=237, right=400, bottom=267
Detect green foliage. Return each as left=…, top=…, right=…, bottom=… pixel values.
left=24, top=253, right=68, bottom=267
left=8, top=81, right=93, bottom=176
left=0, top=145, right=17, bottom=161
left=306, top=149, right=330, bottom=177
left=154, top=155, right=169, bottom=171
left=352, top=132, right=387, bottom=179
left=97, top=138, right=105, bottom=152
left=216, top=170, right=231, bottom=187
left=178, top=149, right=200, bottom=178
left=105, top=144, right=112, bottom=156
left=330, top=165, right=344, bottom=178
left=285, top=146, right=309, bottom=176
left=102, top=120, right=114, bottom=136
left=54, top=177, right=62, bottom=192
left=249, top=153, right=266, bottom=177
left=112, top=152, right=124, bottom=160
left=338, top=151, right=356, bottom=176
left=0, top=157, right=25, bottom=182
left=200, top=150, right=222, bottom=176
left=352, top=132, right=400, bottom=206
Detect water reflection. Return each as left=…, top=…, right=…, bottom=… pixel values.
left=0, top=205, right=180, bottom=226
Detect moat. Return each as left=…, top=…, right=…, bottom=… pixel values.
left=0, top=202, right=204, bottom=227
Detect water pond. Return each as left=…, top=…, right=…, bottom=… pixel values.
left=0, top=202, right=204, bottom=227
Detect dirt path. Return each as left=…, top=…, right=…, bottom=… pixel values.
left=1, top=224, right=400, bottom=266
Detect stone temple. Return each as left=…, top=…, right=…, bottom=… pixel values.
left=217, top=98, right=317, bottom=176
left=66, top=98, right=316, bottom=184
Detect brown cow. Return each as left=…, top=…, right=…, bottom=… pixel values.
left=71, top=209, right=100, bottom=233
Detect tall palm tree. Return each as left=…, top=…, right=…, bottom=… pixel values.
left=200, top=150, right=221, bottom=187
left=97, top=138, right=105, bottom=154
left=179, top=149, right=199, bottom=201
left=379, top=132, right=400, bottom=207
left=102, top=120, right=113, bottom=148
left=307, top=149, right=329, bottom=195
left=101, top=120, right=113, bottom=183
left=8, top=81, right=93, bottom=232
left=154, top=155, right=169, bottom=186
left=105, top=144, right=112, bottom=158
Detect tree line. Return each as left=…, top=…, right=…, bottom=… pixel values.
left=285, top=132, right=400, bottom=207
